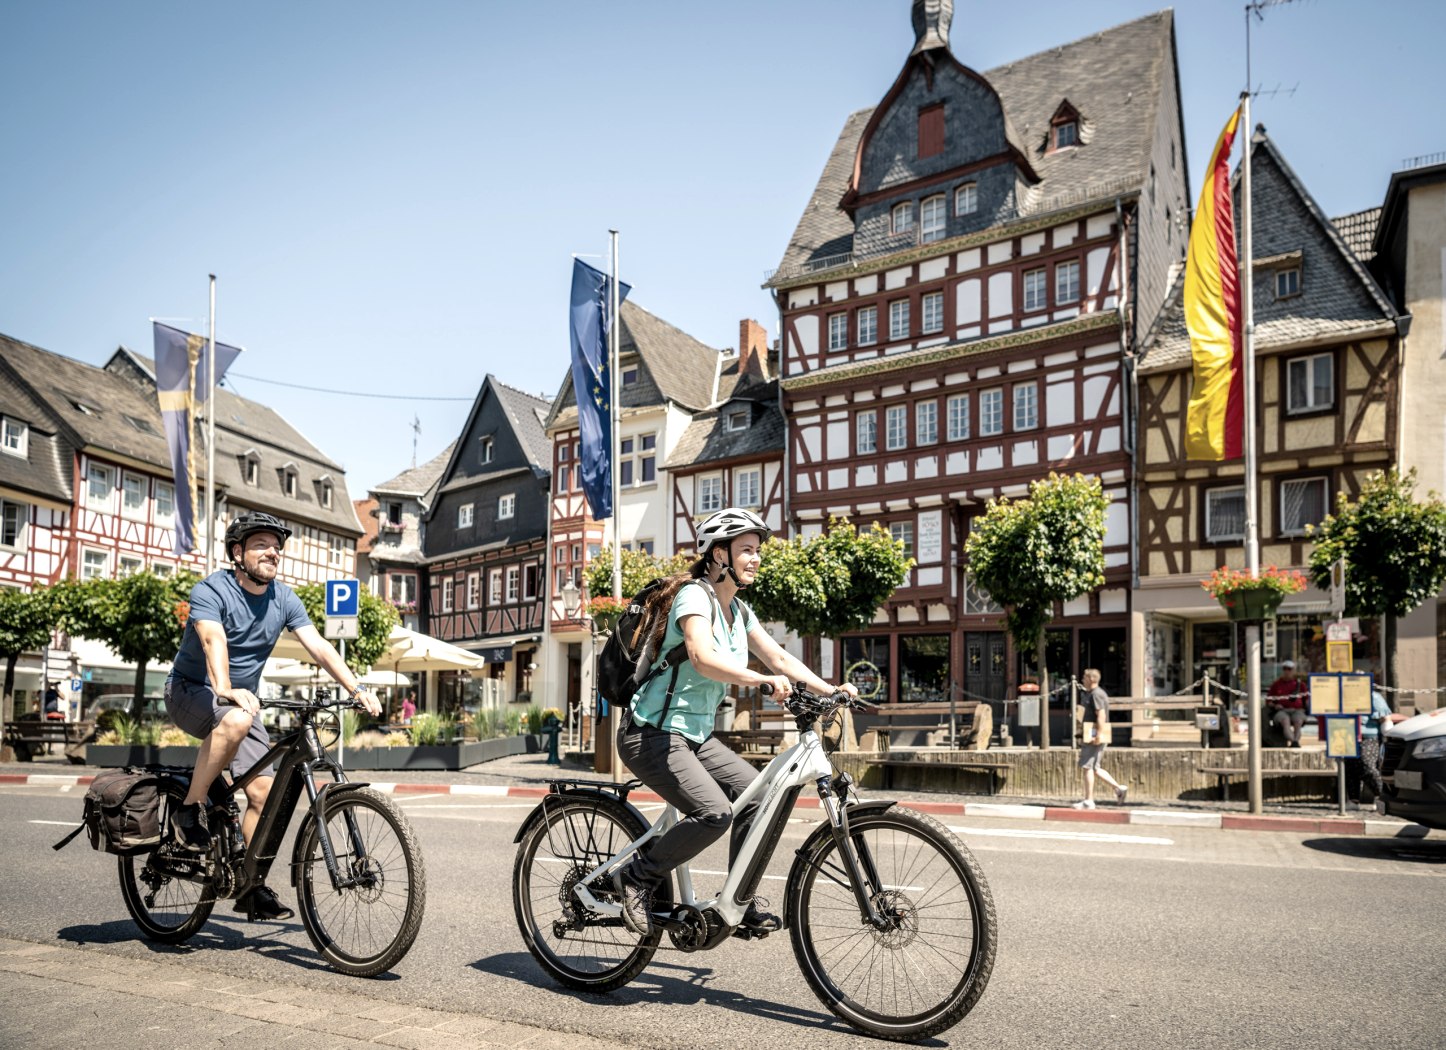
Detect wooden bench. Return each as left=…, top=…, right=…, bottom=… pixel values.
left=2, top=719, right=93, bottom=763
left=871, top=757, right=1009, bottom=795
left=1198, top=765, right=1337, bottom=801
left=713, top=729, right=786, bottom=760
left=864, top=702, right=984, bottom=751
left=1096, top=698, right=1228, bottom=748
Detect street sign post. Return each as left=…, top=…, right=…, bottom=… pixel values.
left=325, top=580, right=359, bottom=618
left=325, top=618, right=359, bottom=640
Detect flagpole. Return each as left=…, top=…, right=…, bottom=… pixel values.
left=206, top=275, right=217, bottom=576
left=609, top=231, right=621, bottom=603
left=1239, top=88, right=1264, bottom=814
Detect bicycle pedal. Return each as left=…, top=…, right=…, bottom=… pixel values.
left=731, top=925, right=771, bottom=941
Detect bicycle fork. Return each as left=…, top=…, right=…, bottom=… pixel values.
left=815, top=776, right=891, bottom=931
left=302, top=769, right=369, bottom=893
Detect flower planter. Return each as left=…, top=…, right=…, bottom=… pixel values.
left=591, top=611, right=621, bottom=635
left=1220, top=588, right=1285, bottom=622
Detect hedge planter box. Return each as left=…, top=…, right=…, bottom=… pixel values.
left=157, top=746, right=200, bottom=767
left=87, top=745, right=156, bottom=767
left=350, top=735, right=532, bottom=772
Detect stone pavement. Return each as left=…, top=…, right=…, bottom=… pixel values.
left=0, top=936, right=632, bottom=1050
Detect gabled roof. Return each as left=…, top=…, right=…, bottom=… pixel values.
left=1332, top=207, right=1381, bottom=265
left=768, top=10, right=1177, bottom=284
left=665, top=381, right=786, bottom=471
left=427, top=375, right=552, bottom=514
left=0, top=334, right=73, bottom=504
left=372, top=441, right=456, bottom=500
left=1139, top=132, right=1399, bottom=374
left=491, top=379, right=553, bottom=469
left=545, top=300, right=721, bottom=429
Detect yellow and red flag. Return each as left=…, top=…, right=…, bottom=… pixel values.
left=1183, top=107, right=1243, bottom=460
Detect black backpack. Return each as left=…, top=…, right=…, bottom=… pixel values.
left=596, top=578, right=722, bottom=718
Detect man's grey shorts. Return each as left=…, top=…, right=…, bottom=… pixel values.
left=1077, top=743, right=1106, bottom=770
left=165, top=676, right=275, bottom=779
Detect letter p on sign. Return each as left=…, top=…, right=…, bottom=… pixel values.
left=326, top=580, right=359, bottom=618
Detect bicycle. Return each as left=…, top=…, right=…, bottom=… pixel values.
left=115, top=691, right=426, bottom=977
left=512, top=683, right=996, bottom=1041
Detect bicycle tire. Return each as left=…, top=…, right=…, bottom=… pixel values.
left=513, top=796, right=669, bottom=992
left=788, top=807, right=996, bottom=1041
left=118, top=780, right=215, bottom=944
left=295, top=788, right=426, bottom=977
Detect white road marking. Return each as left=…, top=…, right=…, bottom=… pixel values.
left=28, top=820, right=78, bottom=826
left=398, top=802, right=539, bottom=810
left=948, top=824, right=1175, bottom=846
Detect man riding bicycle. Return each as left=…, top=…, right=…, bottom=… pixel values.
left=613, top=507, right=857, bottom=935
left=165, top=510, right=383, bottom=921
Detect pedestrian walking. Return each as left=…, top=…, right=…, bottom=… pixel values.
left=1347, top=686, right=1407, bottom=805
left=1074, top=668, right=1127, bottom=809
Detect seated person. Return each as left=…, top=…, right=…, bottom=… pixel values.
left=1266, top=660, right=1307, bottom=747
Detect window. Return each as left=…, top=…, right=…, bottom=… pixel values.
left=891, top=202, right=914, bottom=236
left=283, top=469, right=297, bottom=498
left=457, top=503, right=474, bottom=528
left=0, top=500, right=25, bottom=549
left=1054, top=120, right=1078, bottom=149
left=466, top=572, right=479, bottom=609
left=498, top=493, right=515, bottom=520
left=917, top=103, right=944, bottom=158
left=947, top=394, right=970, bottom=440
left=955, top=182, right=978, bottom=216
left=1013, top=382, right=1038, bottom=430
left=82, top=548, right=109, bottom=580
left=621, top=365, right=639, bottom=387
left=921, top=291, right=944, bottom=334
left=886, top=405, right=908, bottom=450
left=119, top=555, right=143, bottom=578
left=857, top=410, right=877, bottom=454
left=489, top=569, right=502, bottom=603
left=555, top=566, right=567, bottom=593
left=1023, top=268, right=1047, bottom=312
left=735, top=467, right=761, bottom=508
left=889, top=521, right=915, bottom=559
left=121, top=473, right=146, bottom=517
left=1055, top=260, right=1080, bottom=304
left=619, top=433, right=656, bottom=486
left=1205, top=486, right=1246, bottom=542
left=506, top=567, right=520, bottom=602
left=555, top=543, right=567, bottom=563
left=857, top=305, right=878, bottom=346
left=150, top=561, right=173, bottom=578
left=480, top=436, right=493, bottom=464
left=1276, top=267, right=1301, bottom=299
left=524, top=564, right=539, bottom=599
left=726, top=409, right=749, bottom=432
left=86, top=463, right=113, bottom=508
left=558, top=443, right=570, bottom=462
left=1281, top=478, right=1329, bottom=536
left=634, top=539, right=655, bottom=556
left=698, top=474, right=722, bottom=514
left=386, top=502, right=402, bottom=527
left=329, top=535, right=343, bottom=567
left=916, top=401, right=938, bottom=445
left=889, top=300, right=910, bottom=341
left=1287, top=353, right=1334, bottom=414
left=245, top=458, right=259, bottom=486
left=1, top=417, right=26, bottom=457
left=828, top=311, right=848, bottom=351
left=442, top=577, right=454, bottom=612
left=980, top=389, right=1004, bottom=436
left=320, top=480, right=333, bottom=509
left=123, top=414, right=156, bottom=435
left=556, top=465, right=570, bottom=493
left=389, top=574, right=417, bottom=606
left=920, top=195, right=946, bottom=243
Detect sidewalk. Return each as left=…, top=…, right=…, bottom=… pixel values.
left=0, top=936, right=631, bottom=1050
left=3, top=750, right=1431, bottom=838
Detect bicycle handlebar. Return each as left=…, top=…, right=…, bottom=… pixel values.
left=762, top=681, right=873, bottom=718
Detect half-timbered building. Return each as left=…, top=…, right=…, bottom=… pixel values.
left=423, top=378, right=550, bottom=710
left=1135, top=132, right=1405, bottom=699
left=363, top=442, right=452, bottom=633
left=765, top=6, right=1187, bottom=709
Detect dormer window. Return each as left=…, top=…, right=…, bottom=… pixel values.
left=480, top=436, right=493, bottom=464
left=955, top=182, right=978, bottom=216
left=621, top=364, right=639, bottom=387
left=241, top=450, right=261, bottom=487
left=280, top=463, right=298, bottom=499
left=318, top=475, right=334, bottom=509
left=726, top=408, right=749, bottom=432
left=917, top=103, right=945, bottom=159
left=920, top=194, right=946, bottom=243
left=1, top=417, right=27, bottom=458
left=1054, top=121, right=1078, bottom=149
left=1276, top=267, right=1301, bottom=299
left=891, top=202, right=915, bottom=236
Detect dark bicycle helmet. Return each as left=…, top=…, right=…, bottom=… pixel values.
left=224, top=511, right=292, bottom=561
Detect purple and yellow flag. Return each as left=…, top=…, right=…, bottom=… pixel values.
left=1183, top=107, right=1244, bottom=461
left=152, top=322, right=241, bottom=557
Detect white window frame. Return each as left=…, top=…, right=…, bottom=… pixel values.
left=283, top=469, right=297, bottom=498
left=442, top=577, right=455, bottom=612
left=498, top=493, right=516, bottom=520
left=1023, top=268, right=1047, bottom=312
left=735, top=467, right=761, bottom=509
left=621, top=364, right=639, bottom=387
left=980, top=389, right=1004, bottom=436
left=920, top=194, right=946, bottom=243
left=1280, top=477, right=1329, bottom=537
left=480, top=436, right=494, bottom=464
left=947, top=393, right=970, bottom=441
left=466, top=572, right=480, bottom=609
left=1205, top=486, right=1247, bottom=542
left=827, top=311, right=848, bottom=351
left=857, top=410, right=877, bottom=454
left=82, top=547, right=110, bottom=580
left=523, top=563, right=539, bottom=600
left=489, top=569, right=503, bottom=603
left=915, top=401, right=938, bottom=445
left=150, top=560, right=174, bottom=578
left=118, top=555, right=144, bottom=578
left=619, top=433, right=657, bottom=487
left=505, top=566, right=520, bottom=602
left=244, top=456, right=260, bottom=486
left=726, top=409, right=749, bottom=432
left=1276, top=267, right=1301, bottom=299
left=1013, top=382, right=1039, bottom=431
left=1055, top=120, right=1078, bottom=149
left=889, top=521, right=915, bottom=559
left=891, top=201, right=914, bottom=235
left=1286, top=352, right=1334, bottom=414
left=329, top=534, right=344, bottom=567
left=857, top=305, right=878, bottom=346
left=86, top=463, right=113, bottom=510
left=697, top=474, right=722, bottom=514
left=120, top=472, right=147, bottom=519
left=390, top=573, right=417, bottom=606
left=457, top=503, right=474, bottom=528
left=955, top=182, right=978, bottom=216
left=320, top=480, right=333, bottom=509
left=921, top=291, right=944, bottom=334
left=889, top=300, right=910, bottom=341
left=885, top=405, right=908, bottom=451
left=1055, top=260, right=1081, bottom=304
left=0, top=499, right=27, bottom=551
left=1, top=417, right=27, bottom=458
left=154, top=480, right=175, bottom=523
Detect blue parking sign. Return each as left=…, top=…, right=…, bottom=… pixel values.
left=325, top=580, right=359, bottom=617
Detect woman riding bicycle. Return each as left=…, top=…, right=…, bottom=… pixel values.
left=613, top=507, right=856, bottom=935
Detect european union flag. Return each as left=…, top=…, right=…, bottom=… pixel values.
left=568, top=259, right=631, bottom=520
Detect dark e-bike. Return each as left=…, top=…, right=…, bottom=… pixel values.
left=116, top=693, right=425, bottom=976
left=512, top=684, right=996, bottom=1041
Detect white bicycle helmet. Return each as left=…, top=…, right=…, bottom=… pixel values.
left=695, top=507, right=771, bottom=555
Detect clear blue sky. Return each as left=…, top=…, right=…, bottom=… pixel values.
left=3, top=1, right=1442, bottom=497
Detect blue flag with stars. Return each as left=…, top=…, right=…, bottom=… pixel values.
left=568, top=258, right=631, bottom=520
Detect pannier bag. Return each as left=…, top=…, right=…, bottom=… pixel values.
left=79, top=767, right=170, bottom=855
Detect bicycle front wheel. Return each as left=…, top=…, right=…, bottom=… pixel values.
left=118, top=781, right=215, bottom=944
left=295, top=788, right=426, bottom=977
left=789, top=807, right=996, bottom=1041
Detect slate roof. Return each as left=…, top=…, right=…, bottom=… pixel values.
left=0, top=334, right=74, bottom=503
left=545, top=300, right=722, bottom=428
left=665, top=381, right=786, bottom=471
left=1139, top=134, right=1399, bottom=375
left=1332, top=207, right=1381, bottom=264
left=491, top=380, right=552, bottom=470
left=769, top=10, right=1176, bottom=283
left=372, top=441, right=455, bottom=500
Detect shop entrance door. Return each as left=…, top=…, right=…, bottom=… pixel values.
left=963, top=632, right=1006, bottom=702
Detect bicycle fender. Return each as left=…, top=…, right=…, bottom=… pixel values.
left=287, top=781, right=374, bottom=888
left=783, top=799, right=898, bottom=930
left=512, top=785, right=650, bottom=844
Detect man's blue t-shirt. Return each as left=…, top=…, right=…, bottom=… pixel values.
left=170, top=571, right=311, bottom=692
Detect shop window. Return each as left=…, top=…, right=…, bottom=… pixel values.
left=900, top=634, right=950, bottom=703
left=841, top=636, right=891, bottom=704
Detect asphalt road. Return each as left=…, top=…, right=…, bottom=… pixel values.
left=2, top=784, right=1443, bottom=1049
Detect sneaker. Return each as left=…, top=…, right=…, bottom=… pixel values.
left=611, top=860, right=656, bottom=936
left=1071, top=800, right=1096, bottom=810
left=1115, top=785, right=1129, bottom=805
left=740, top=897, right=783, bottom=934
left=234, top=884, right=295, bottom=923
left=171, top=802, right=211, bottom=853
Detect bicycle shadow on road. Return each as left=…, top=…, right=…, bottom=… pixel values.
left=468, top=950, right=945, bottom=1042
left=1300, top=836, right=1446, bottom=865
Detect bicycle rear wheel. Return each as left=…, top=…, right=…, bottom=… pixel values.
left=513, top=796, right=667, bottom=992
left=118, top=781, right=215, bottom=944
left=788, top=807, right=996, bottom=1040
left=295, top=788, right=426, bottom=977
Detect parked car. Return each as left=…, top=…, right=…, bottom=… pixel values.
left=1378, top=707, right=1446, bottom=830
left=86, top=694, right=167, bottom=723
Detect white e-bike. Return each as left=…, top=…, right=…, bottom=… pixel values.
left=512, top=684, right=996, bottom=1041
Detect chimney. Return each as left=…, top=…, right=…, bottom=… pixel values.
left=738, top=319, right=768, bottom=379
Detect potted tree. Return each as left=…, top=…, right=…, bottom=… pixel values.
left=1202, top=566, right=1308, bottom=622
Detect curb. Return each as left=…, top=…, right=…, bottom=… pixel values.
left=5, top=772, right=1426, bottom=838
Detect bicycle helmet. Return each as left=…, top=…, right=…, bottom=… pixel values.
left=224, top=511, right=292, bottom=563
left=695, top=507, right=771, bottom=555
